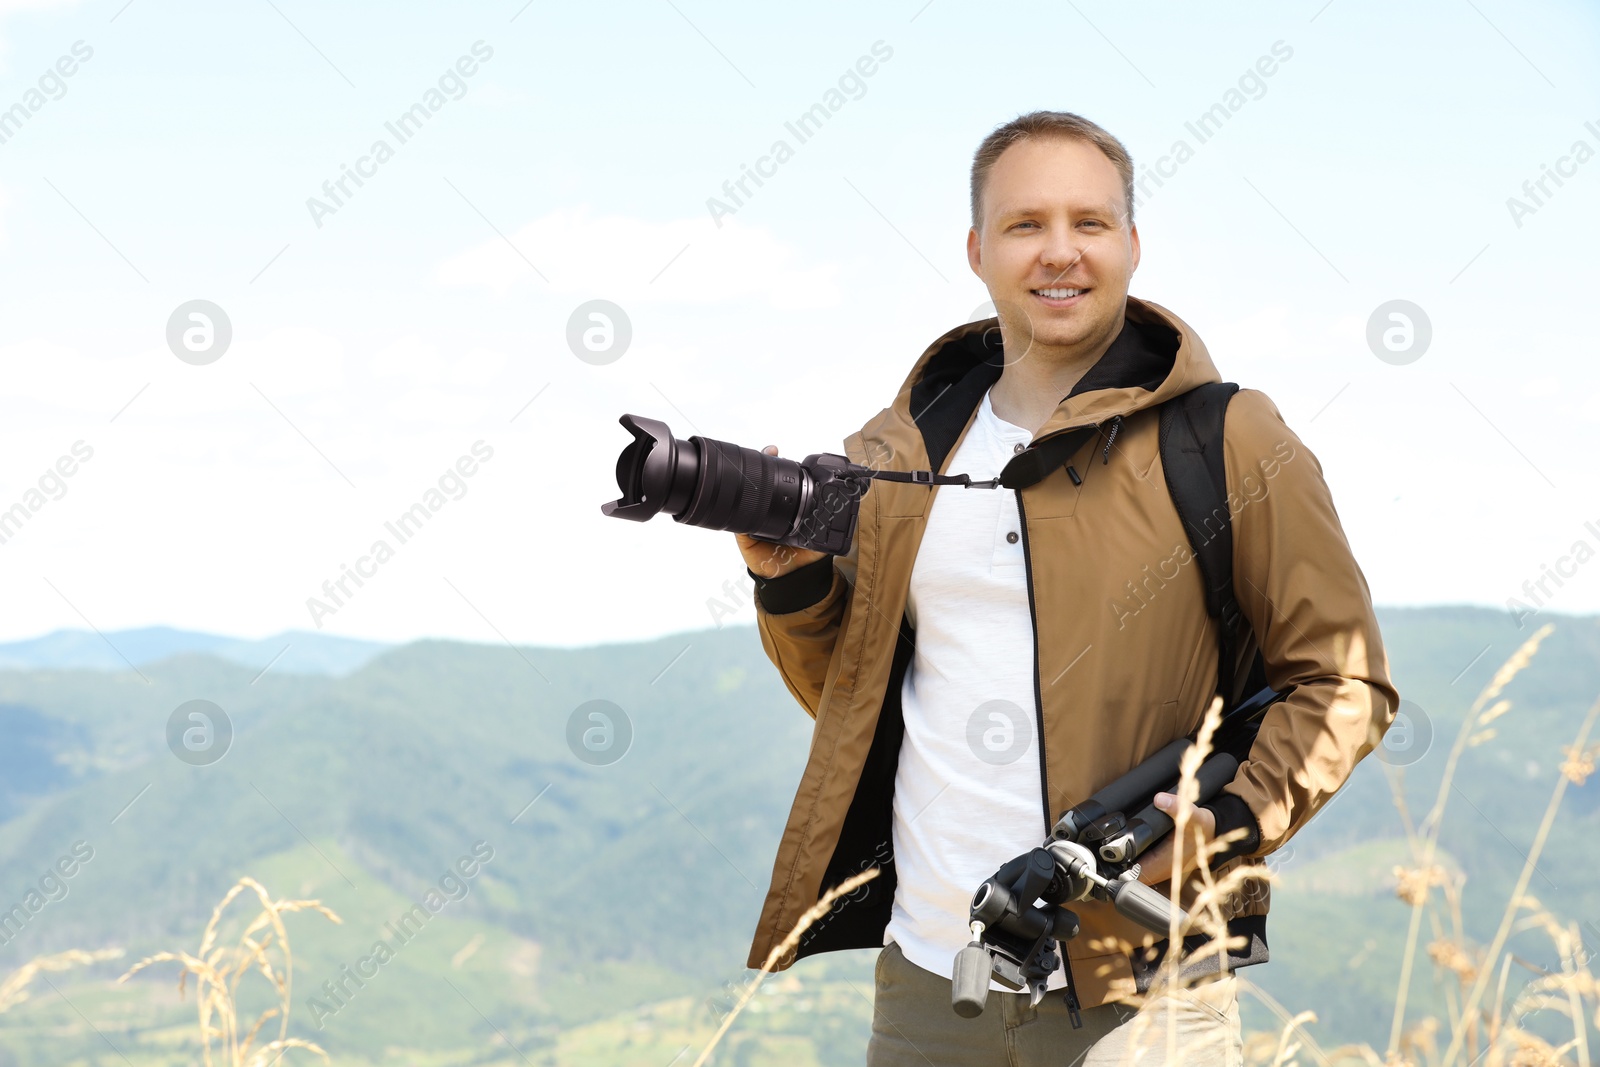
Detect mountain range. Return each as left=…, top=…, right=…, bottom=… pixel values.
left=0, top=626, right=389, bottom=676
left=0, top=606, right=1595, bottom=1065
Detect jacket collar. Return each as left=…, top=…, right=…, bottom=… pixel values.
left=890, top=296, right=1223, bottom=476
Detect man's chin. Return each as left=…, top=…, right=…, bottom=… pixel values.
left=1030, top=324, right=1102, bottom=351
left=992, top=301, right=1119, bottom=358
left=1030, top=305, right=1126, bottom=353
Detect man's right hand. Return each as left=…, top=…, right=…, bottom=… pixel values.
left=734, top=445, right=830, bottom=579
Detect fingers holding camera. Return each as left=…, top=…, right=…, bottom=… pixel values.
left=736, top=532, right=826, bottom=579
left=735, top=446, right=829, bottom=579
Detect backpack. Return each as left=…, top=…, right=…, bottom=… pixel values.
left=1157, top=382, right=1271, bottom=717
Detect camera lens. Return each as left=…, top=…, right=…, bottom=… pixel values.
left=679, top=435, right=806, bottom=541
left=601, top=414, right=812, bottom=544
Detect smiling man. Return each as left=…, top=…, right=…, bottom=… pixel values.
left=972, top=131, right=1142, bottom=433
left=737, top=111, right=1397, bottom=1066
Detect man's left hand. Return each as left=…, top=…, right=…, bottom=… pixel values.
left=1135, top=792, right=1216, bottom=887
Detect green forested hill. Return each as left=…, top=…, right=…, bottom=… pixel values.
left=0, top=606, right=1596, bottom=1065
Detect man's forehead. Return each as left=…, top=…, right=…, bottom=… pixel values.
left=985, top=137, right=1125, bottom=213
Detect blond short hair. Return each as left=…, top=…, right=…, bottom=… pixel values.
left=970, top=111, right=1135, bottom=229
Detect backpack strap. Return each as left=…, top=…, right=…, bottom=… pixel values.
left=1158, top=383, right=1267, bottom=710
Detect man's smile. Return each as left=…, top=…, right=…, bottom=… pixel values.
left=1030, top=286, right=1091, bottom=308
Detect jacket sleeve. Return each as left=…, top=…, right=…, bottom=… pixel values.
left=748, top=425, right=889, bottom=716
left=745, top=429, right=875, bottom=720
left=1206, top=388, right=1399, bottom=860
left=748, top=554, right=852, bottom=720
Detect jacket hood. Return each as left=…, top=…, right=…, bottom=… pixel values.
left=881, top=296, right=1224, bottom=473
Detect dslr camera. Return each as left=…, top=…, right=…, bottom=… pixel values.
left=599, top=413, right=877, bottom=555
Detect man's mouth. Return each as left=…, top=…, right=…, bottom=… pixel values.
left=1031, top=287, right=1089, bottom=306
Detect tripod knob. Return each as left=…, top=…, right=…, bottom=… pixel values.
left=1109, top=877, right=1190, bottom=934
left=951, top=943, right=992, bottom=1018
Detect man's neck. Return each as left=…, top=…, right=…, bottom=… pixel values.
left=988, top=308, right=1127, bottom=434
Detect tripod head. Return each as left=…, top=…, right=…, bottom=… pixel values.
left=951, top=685, right=1284, bottom=1020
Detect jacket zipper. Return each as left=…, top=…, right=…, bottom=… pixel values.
left=1014, top=470, right=1085, bottom=1027
left=1011, top=488, right=1052, bottom=835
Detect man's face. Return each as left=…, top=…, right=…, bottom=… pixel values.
left=967, top=136, right=1140, bottom=357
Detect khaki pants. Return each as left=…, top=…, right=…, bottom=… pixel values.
left=866, top=940, right=1243, bottom=1067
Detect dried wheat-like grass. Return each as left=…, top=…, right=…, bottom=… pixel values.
left=688, top=867, right=880, bottom=1067
left=1096, top=627, right=1599, bottom=1067
left=118, top=876, right=341, bottom=1067
left=1242, top=1008, right=1322, bottom=1067
left=1086, top=692, right=1279, bottom=1067
left=1237, top=977, right=1391, bottom=1067
left=1559, top=743, right=1598, bottom=787
left=1388, top=625, right=1554, bottom=1055
left=1376, top=623, right=1600, bottom=1067
left=1394, top=865, right=1451, bottom=908
left=1432, top=690, right=1600, bottom=1067
left=0, top=947, right=125, bottom=1015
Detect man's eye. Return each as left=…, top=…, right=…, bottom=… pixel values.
left=1080, top=220, right=1104, bottom=229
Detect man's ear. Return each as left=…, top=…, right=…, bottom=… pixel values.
left=1129, top=222, right=1141, bottom=274
left=966, top=226, right=982, bottom=279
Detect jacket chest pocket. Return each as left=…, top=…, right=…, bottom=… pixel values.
left=876, top=480, right=933, bottom=518
left=847, top=429, right=926, bottom=519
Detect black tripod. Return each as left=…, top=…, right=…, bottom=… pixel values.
left=951, top=685, right=1284, bottom=1023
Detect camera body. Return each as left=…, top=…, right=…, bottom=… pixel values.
left=776, top=452, right=868, bottom=555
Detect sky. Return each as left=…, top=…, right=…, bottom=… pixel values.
left=0, top=0, right=1597, bottom=649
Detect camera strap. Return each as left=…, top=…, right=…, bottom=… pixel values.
left=865, top=425, right=1100, bottom=492
left=867, top=470, right=1002, bottom=489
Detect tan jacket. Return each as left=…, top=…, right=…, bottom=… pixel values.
left=744, top=296, right=1398, bottom=1008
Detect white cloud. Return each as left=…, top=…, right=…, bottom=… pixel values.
left=1520, top=375, right=1560, bottom=399
left=0, top=339, right=143, bottom=412
left=385, top=386, right=495, bottom=425
left=1581, top=390, right=1600, bottom=424
left=229, top=326, right=347, bottom=396
left=369, top=335, right=505, bottom=388
left=433, top=207, right=841, bottom=309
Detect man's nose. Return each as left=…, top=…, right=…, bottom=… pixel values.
left=1039, top=233, right=1086, bottom=274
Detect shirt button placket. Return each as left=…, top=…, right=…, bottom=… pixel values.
left=1006, top=441, right=1026, bottom=549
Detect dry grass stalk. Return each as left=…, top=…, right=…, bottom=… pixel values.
left=688, top=866, right=880, bottom=1067
left=0, top=948, right=125, bottom=1015
left=1498, top=911, right=1598, bottom=1067
left=118, top=876, right=341, bottom=1067
left=1161, top=626, right=1596, bottom=1067
left=1388, top=625, right=1554, bottom=1055
left=1396, top=866, right=1451, bottom=908
left=1242, top=1008, right=1321, bottom=1067
left=1429, top=940, right=1480, bottom=985
left=1236, top=977, right=1385, bottom=1067
left=1435, top=692, right=1600, bottom=1067
left=1377, top=623, right=1600, bottom=1067
left=1089, top=692, right=1272, bottom=1067
left=1559, top=743, right=1598, bottom=787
